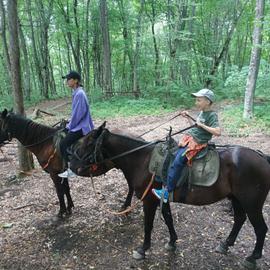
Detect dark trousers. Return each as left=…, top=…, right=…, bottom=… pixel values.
left=167, top=146, right=188, bottom=192
left=60, top=130, right=83, bottom=164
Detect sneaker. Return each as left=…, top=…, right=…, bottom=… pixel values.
left=152, top=188, right=169, bottom=203
left=58, top=168, right=77, bottom=178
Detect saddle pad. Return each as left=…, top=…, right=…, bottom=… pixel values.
left=149, top=140, right=178, bottom=179
left=53, top=130, right=67, bottom=157
left=149, top=141, right=220, bottom=187
left=188, top=149, right=220, bottom=187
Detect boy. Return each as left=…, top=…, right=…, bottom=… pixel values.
left=152, top=88, right=221, bottom=202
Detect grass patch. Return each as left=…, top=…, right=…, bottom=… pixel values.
left=90, top=97, right=176, bottom=119
left=221, top=102, right=270, bottom=137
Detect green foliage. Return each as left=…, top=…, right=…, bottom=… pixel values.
left=223, top=59, right=270, bottom=100
left=221, top=102, right=270, bottom=137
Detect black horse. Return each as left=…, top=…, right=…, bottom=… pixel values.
left=70, top=123, right=270, bottom=269
left=0, top=109, right=134, bottom=217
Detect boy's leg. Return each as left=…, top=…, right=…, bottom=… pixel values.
left=166, top=147, right=188, bottom=192
left=152, top=147, right=187, bottom=202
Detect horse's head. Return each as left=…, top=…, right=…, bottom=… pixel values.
left=0, top=109, right=13, bottom=144
left=69, top=121, right=110, bottom=176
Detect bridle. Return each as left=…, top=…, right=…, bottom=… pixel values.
left=0, top=116, right=64, bottom=148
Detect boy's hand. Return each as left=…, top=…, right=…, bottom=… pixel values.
left=179, top=111, right=190, bottom=118
left=196, top=120, right=203, bottom=127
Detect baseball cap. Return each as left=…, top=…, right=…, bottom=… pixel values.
left=191, top=88, right=215, bottom=103
left=62, top=71, right=81, bottom=81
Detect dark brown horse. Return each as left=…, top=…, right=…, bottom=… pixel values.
left=0, top=110, right=134, bottom=217
left=70, top=123, right=270, bottom=269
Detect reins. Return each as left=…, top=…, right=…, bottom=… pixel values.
left=138, top=113, right=196, bottom=138
left=92, top=124, right=197, bottom=166
left=89, top=173, right=156, bottom=216
left=138, top=113, right=181, bottom=137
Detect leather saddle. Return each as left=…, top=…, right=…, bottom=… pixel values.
left=149, top=139, right=220, bottom=188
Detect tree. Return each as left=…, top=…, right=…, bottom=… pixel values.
left=0, top=0, right=11, bottom=82
left=100, top=0, right=113, bottom=97
left=132, top=0, right=144, bottom=97
left=7, top=0, right=34, bottom=173
left=243, top=0, right=265, bottom=119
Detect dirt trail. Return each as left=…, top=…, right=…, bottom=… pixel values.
left=0, top=99, right=270, bottom=269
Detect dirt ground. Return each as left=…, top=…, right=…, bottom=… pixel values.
left=0, top=99, right=270, bottom=270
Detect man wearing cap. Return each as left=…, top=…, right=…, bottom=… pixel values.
left=152, top=88, right=221, bottom=202
left=58, top=71, right=94, bottom=178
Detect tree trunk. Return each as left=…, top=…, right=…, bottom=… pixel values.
left=58, top=1, right=81, bottom=74
left=92, top=19, right=102, bottom=89
left=19, top=23, right=31, bottom=100
left=117, top=0, right=134, bottom=91
left=73, top=0, right=82, bottom=74
left=26, top=0, right=43, bottom=95
left=100, top=0, right=113, bottom=97
left=243, top=0, right=265, bottom=119
left=37, top=0, right=53, bottom=99
left=83, top=0, right=91, bottom=93
left=132, top=0, right=144, bottom=98
left=7, top=0, right=34, bottom=173
left=0, top=0, right=11, bottom=84
left=148, top=0, right=160, bottom=86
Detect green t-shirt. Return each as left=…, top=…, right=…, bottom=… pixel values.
left=186, top=111, right=219, bottom=144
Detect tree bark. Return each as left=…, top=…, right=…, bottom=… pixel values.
left=58, top=1, right=82, bottom=74
left=100, top=0, right=113, bottom=97
left=0, top=0, right=11, bottom=83
left=117, top=0, right=134, bottom=91
left=25, top=0, right=43, bottom=95
left=7, top=0, right=34, bottom=173
left=243, top=0, right=265, bottom=119
left=148, top=0, right=160, bottom=86
left=92, top=17, right=102, bottom=89
left=132, top=0, right=144, bottom=98
left=19, top=22, right=31, bottom=100
left=83, top=0, right=91, bottom=93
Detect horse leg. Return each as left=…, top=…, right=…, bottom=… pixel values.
left=62, top=178, right=74, bottom=216
left=133, top=198, right=158, bottom=260
left=216, top=197, right=247, bottom=254
left=162, top=203, right=178, bottom=251
left=121, top=183, right=134, bottom=210
left=243, top=210, right=268, bottom=269
left=51, top=175, right=67, bottom=218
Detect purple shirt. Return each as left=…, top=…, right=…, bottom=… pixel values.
left=66, top=87, right=94, bottom=135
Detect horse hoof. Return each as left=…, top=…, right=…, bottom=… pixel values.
left=57, top=212, right=64, bottom=219
left=242, top=258, right=257, bottom=270
left=132, top=249, right=145, bottom=260
left=165, top=242, right=176, bottom=251
left=215, top=242, right=228, bottom=255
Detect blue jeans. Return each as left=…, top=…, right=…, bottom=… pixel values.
left=167, top=146, right=188, bottom=192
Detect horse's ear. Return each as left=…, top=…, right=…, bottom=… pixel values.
left=101, top=121, right=106, bottom=129
left=1, top=109, right=8, bottom=118
left=95, top=121, right=107, bottom=137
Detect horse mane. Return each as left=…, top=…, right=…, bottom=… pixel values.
left=108, top=129, right=149, bottom=147
left=10, top=113, right=57, bottom=144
